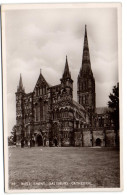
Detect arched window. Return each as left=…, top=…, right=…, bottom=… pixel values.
left=79, top=96, right=82, bottom=104
left=86, top=95, right=88, bottom=104
left=36, top=106, right=39, bottom=121
left=82, top=83, right=84, bottom=90
left=35, top=105, right=37, bottom=121
left=40, top=99, right=43, bottom=121
left=80, top=84, right=82, bottom=91
left=43, top=86, right=46, bottom=94
left=43, top=104, right=46, bottom=121
left=40, top=88, right=42, bottom=95
left=83, top=96, right=85, bottom=104
left=39, top=88, right=40, bottom=95
left=85, top=80, right=87, bottom=90
left=38, top=104, right=40, bottom=121
left=82, top=96, right=83, bottom=104
left=36, top=89, right=38, bottom=96
left=35, top=103, right=40, bottom=122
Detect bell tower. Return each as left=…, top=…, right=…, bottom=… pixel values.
left=77, top=25, right=96, bottom=114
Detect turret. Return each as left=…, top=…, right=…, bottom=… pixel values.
left=15, top=74, right=25, bottom=146
left=16, top=74, right=25, bottom=124
left=60, top=56, right=73, bottom=98
left=17, top=74, right=25, bottom=93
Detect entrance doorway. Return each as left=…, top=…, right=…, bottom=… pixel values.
left=96, top=138, right=101, bottom=146
left=54, top=138, right=58, bottom=146
left=36, top=135, right=43, bottom=146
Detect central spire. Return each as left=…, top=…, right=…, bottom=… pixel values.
left=82, top=25, right=91, bottom=72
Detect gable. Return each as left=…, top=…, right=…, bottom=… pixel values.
left=34, top=73, right=49, bottom=92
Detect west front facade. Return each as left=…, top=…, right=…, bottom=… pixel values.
left=15, top=26, right=117, bottom=147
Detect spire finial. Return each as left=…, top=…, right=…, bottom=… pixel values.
left=40, top=68, right=42, bottom=74
left=66, top=55, right=68, bottom=64
left=20, top=73, right=22, bottom=81
left=85, top=24, right=87, bottom=38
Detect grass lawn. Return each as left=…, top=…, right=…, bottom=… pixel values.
left=8, top=147, right=120, bottom=189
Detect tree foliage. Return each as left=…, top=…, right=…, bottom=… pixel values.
left=108, top=83, right=119, bottom=129
left=108, top=83, right=119, bottom=146
left=108, top=84, right=119, bottom=109
left=8, top=125, right=17, bottom=146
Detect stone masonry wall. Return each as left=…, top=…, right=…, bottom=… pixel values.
left=105, top=130, right=116, bottom=147
left=83, top=130, right=92, bottom=147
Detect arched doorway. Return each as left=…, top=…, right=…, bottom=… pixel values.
left=54, top=138, right=58, bottom=146
left=36, top=135, right=43, bottom=146
left=96, top=138, right=101, bottom=146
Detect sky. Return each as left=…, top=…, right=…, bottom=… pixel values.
left=4, top=6, right=118, bottom=134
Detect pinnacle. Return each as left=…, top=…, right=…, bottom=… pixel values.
left=63, top=56, right=71, bottom=79
left=17, top=74, right=25, bottom=92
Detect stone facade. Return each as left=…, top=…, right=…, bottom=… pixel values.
left=15, top=25, right=116, bottom=147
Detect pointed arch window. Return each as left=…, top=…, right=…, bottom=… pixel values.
left=36, top=88, right=38, bottom=96
left=82, top=96, right=84, bottom=104
left=82, top=83, right=84, bottom=90
left=35, top=104, right=37, bottom=121
left=35, top=103, right=41, bottom=122
left=43, top=104, right=46, bottom=120
left=43, top=86, right=46, bottom=94
left=40, top=88, right=42, bottom=95
left=79, top=83, right=82, bottom=91
left=79, top=96, right=82, bottom=104
left=83, top=96, right=85, bottom=104
left=40, top=99, right=43, bottom=121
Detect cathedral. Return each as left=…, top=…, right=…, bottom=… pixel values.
left=15, top=26, right=116, bottom=147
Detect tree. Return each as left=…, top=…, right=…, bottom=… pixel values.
left=108, top=83, right=119, bottom=146
left=8, top=125, right=17, bottom=146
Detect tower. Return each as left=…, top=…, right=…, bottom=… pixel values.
left=15, top=74, right=25, bottom=146
left=61, top=56, right=73, bottom=99
left=77, top=25, right=96, bottom=114
left=60, top=56, right=74, bottom=146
